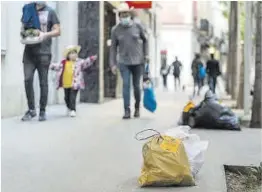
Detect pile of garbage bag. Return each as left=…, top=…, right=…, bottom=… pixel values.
left=179, top=90, right=241, bottom=131
left=136, top=127, right=208, bottom=187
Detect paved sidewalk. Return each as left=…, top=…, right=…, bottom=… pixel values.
left=2, top=89, right=261, bottom=192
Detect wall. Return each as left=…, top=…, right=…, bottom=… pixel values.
left=78, top=1, right=102, bottom=103
left=211, top=1, right=228, bottom=38
left=1, top=1, right=27, bottom=118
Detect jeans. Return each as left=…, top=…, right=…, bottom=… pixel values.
left=119, top=64, right=144, bottom=111
left=193, top=76, right=204, bottom=96
left=23, top=52, right=51, bottom=112
left=208, top=76, right=217, bottom=93
left=64, top=88, right=78, bottom=111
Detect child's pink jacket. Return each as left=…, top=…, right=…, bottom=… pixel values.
left=50, top=56, right=96, bottom=90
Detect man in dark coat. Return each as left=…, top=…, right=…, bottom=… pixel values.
left=206, top=53, right=221, bottom=93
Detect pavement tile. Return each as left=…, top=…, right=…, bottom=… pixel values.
left=2, top=89, right=261, bottom=192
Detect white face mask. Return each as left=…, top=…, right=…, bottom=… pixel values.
left=120, top=16, right=131, bottom=26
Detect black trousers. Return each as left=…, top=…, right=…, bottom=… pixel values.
left=208, top=76, right=217, bottom=93
left=64, top=88, right=78, bottom=111
left=174, top=75, right=181, bottom=90
left=162, top=75, right=168, bottom=87
left=23, top=52, right=51, bottom=112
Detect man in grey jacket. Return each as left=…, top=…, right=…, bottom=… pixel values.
left=110, top=3, right=149, bottom=119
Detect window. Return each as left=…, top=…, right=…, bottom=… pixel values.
left=1, top=2, right=7, bottom=54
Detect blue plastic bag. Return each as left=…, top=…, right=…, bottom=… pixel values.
left=143, top=64, right=157, bottom=112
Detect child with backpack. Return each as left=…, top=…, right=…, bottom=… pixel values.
left=191, top=54, right=205, bottom=96
left=50, top=45, right=97, bottom=117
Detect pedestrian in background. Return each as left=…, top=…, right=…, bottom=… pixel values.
left=21, top=1, right=60, bottom=121
left=160, top=54, right=170, bottom=89
left=206, top=53, right=221, bottom=93
left=172, top=56, right=182, bottom=90
left=160, top=65, right=170, bottom=89
left=191, top=53, right=204, bottom=96
left=110, top=3, right=149, bottom=119
left=50, top=45, right=97, bottom=117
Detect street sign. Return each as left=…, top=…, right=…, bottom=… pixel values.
left=126, top=1, right=152, bottom=9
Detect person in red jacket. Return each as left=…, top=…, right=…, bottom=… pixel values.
left=206, top=53, right=221, bottom=93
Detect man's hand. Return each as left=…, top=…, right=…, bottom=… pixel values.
left=38, top=31, right=48, bottom=41
left=111, top=65, right=117, bottom=75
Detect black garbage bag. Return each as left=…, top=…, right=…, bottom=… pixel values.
left=187, top=91, right=240, bottom=130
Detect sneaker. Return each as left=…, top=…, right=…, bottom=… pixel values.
left=134, top=108, right=140, bottom=118
left=70, top=110, right=76, bottom=117
left=39, top=111, right=47, bottom=121
left=21, top=110, right=37, bottom=121
left=123, top=109, right=131, bottom=119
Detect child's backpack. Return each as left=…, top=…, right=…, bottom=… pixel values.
left=198, top=64, right=206, bottom=79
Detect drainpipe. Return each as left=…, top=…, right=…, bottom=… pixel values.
left=99, top=1, right=105, bottom=103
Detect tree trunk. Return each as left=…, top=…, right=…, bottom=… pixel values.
left=230, top=2, right=240, bottom=99
left=237, top=44, right=244, bottom=108
left=226, top=3, right=233, bottom=94
left=227, top=2, right=240, bottom=98
left=250, top=2, right=262, bottom=128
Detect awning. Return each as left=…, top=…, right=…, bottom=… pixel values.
left=126, top=1, right=152, bottom=9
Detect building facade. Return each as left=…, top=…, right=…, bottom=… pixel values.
left=158, top=1, right=228, bottom=87
left=194, top=1, right=228, bottom=63
left=1, top=1, right=157, bottom=118
left=158, top=1, right=195, bottom=86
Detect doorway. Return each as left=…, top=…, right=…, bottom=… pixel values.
left=103, top=2, right=117, bottom=99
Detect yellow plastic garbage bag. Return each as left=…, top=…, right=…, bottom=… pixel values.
left=138, top=133, right=195, bottom=187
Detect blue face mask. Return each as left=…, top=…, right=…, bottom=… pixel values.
left=120, top=16, right=131, bottom=26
